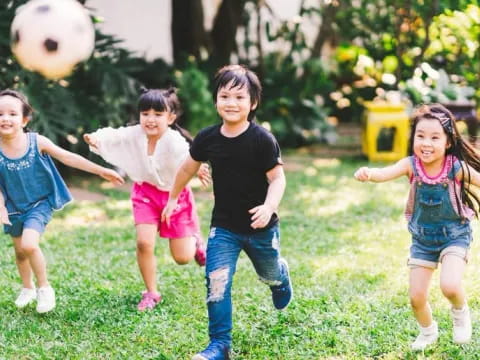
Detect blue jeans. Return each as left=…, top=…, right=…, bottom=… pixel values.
left=205, top=225, right=285, bottom=347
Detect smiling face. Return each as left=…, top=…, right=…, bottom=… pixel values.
left=0, top=95, right=28, bottom=138
left=215, top=81, right=256, bottom=126
left=413, top=118, right=450, bottom=168
left=139, top=108, right=175, bottom=139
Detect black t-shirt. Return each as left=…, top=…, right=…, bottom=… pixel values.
left=190, top=122, right=283, bottom=234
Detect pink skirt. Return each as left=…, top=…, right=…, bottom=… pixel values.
left=131, top=182, right=200, bottom=239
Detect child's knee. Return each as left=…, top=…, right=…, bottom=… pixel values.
left=440, top=281, right=462, bottom=299
left=172, top=253, right=192, bottom=265
left=136, top=238, right=155, bottom=253
left=14, top=249, right=28, bottom=261
left=410, top=289, right=428, bottom=309
left=20, top=242, right=39, bottom=255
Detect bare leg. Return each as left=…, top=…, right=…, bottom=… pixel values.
left=12, top=236, right=35, bottom=288
left=21, top=229, right=48, bottom=288
left=440, top=255, right=466, bottom=309
left=409, top=266, right=434, bottom=327
left=136, top=224, right=159, bottom=294
left=169, top=236, right=196, bottom=265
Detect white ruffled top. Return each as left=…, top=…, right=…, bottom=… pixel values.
left=88, top=125, right=189, bottom=191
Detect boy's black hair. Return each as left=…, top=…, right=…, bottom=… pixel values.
left=137, top=87, right=192, bottom=144
left=212, top=64, right=262, bottom=122
left=409, top=103, right=480, bottom=217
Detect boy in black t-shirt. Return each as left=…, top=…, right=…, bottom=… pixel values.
left=162, top=65, right=292, bottom=360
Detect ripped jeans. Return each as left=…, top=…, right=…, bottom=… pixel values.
left=205, top=225, right=285, bottom=347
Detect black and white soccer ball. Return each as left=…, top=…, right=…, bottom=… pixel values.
left=10, top=0, right=95, bottom=79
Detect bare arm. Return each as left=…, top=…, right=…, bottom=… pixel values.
left=38, top=135, right=124, bottom=185
left=456, top=162, right=480, bottom=187
left=354, top=157, right=411, bottom=183
left=0, top=190, right=11, bottom=225
left=161, top=155, right=201, bottom=224
left=249, top=164, right=286, bottom=229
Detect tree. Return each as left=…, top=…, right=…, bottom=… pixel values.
left=171, top=0, right=247, bottom=69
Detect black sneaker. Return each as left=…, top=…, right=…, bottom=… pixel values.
left=270, top=258, right=293, bottom=310
left=192, top=341, right=230, bottom=360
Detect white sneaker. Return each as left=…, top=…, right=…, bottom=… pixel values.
left=36, top=286, right=55, bottom=313
left=411, top=321, right=439, bottom=351
left=452, top=305, right=472, bottom=344
left=14, top=287, right=37, bottom=308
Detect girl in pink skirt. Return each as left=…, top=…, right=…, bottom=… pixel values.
left=84, top=88, right=209, bottom=310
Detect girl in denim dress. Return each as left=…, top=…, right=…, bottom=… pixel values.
left=355, top=104, right=480, bottom=350
left=0, top=89, right=124, bottom=313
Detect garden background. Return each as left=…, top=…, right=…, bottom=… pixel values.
left=1, top=0, right=480, bottom=359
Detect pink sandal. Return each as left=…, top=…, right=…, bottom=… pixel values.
left=194, top=234, right=206, bottom=266
left=137, top=291, right=162, bottom=311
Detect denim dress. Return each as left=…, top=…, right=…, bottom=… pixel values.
left=0, top=133, right=72, bottom=234
left=406, top=155, right=473, bottom=265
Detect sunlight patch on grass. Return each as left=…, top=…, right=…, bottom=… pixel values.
left=312, top=158, right=341, bottom=168
left=298, top=186, right=371, bottom=217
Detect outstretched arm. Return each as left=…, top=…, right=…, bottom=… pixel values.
left=354, top=157, right=411, bottom=183
left=249, top=165, right=286, bottom=229
left=161, top=155, right=201, bottom=225
left=38, top=135, right=124, bottom=186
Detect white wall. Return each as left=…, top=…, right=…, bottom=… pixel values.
left=89, top=0, right=172, bottom=62
left=88, top=0, right=311, bottom=64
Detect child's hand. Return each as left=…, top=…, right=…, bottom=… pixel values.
left=354, top=167, right=371, bottom=182
left=249, top=203, right=274, bottom=229
left=161, top=198, right=178, bottom=226
left=83, top=134, right=99, bottom=149
left=0, top=206, right=11, bottom=225
left=99, top=168, right=125, bottom=186
left=197, top=163, right=211, bottom=187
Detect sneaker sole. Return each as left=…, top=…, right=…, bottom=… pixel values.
left=191, top=355, right=208, bottom=360
left=15, top=298, right=36, bottom=308
left=37, top=303, right=56, bottom=313
left=277, top=258, right=293, bottom=311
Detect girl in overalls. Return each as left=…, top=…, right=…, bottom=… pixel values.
left=354, top=104, right=480, bottom=350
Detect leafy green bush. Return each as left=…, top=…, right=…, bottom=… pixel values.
left=259, top=54, right=334, bottom=147
left=175, top=60, right=217, bottom=135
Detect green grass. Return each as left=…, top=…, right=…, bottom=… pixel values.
left=1, top=154, right=480, bottom=359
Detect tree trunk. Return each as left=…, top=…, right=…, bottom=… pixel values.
left=210, top=0, right=247, bottom=68
left=312, top=2, right=338, bottom=58
left=171, top=0, right=206, bottom=66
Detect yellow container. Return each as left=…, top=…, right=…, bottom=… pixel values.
left=361, top=101, right=410, bottom=162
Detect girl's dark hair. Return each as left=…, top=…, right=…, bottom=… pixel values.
left=0, top=89, right=33, bottom=133
left=212, top=64, right=262, bottom=122
left=409, top=103, right=480, bottom=217
left=137, top=87, right=192, bottom=144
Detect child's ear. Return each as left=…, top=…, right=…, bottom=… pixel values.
left=251, top=101, right=258, bottom=111
left=22, top=116, right=30, bottom=128
left=168, top=114, right=177, bottom=124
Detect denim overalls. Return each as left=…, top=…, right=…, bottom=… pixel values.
left=406, top=155, right=472, bottom=268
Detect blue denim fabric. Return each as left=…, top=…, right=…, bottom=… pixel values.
left=408, top=157, right=472, bottom=263
left=0, top=132, right=72, bottom=214
left=204, top=225, right=286, bottom=347
left=4, top=199, right=53, bottom=237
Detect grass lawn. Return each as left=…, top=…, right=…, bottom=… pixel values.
left=1, top=153, right=479, bottom=359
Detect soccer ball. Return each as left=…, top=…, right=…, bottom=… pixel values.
left=10, top=0, right=95, bottom=79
